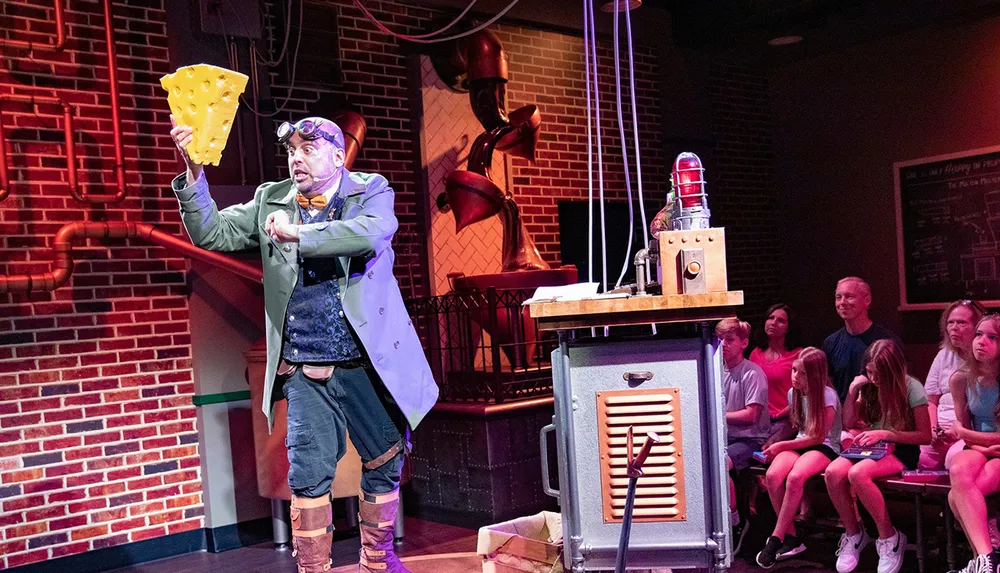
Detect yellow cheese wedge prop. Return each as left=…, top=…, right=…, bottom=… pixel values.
left=160, top=64, right=249, bottom=166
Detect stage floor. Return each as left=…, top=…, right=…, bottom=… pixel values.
left=100, top=516, right=928, bottom=573
left=104, top=517, right=478, bottom=573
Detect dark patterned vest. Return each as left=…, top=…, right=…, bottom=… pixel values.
left=281, top=190, right=362, bottom=364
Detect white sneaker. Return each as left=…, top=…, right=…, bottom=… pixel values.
left=835, top=528, right=871, bottom=573
left=949, top=553, right=1000, bottom=573
left=975, top=552, right=1000, bottom=573
left=875, top=529, right=906, bottom=573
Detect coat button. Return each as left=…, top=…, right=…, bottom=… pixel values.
left=379, top=307, right=385, bottom=315
left=393, top=341, right=399, bottom=349
left=339, top=310, right=345, bottom=318
left=407, top=320, right=412, bottom=326
left=283, top=246, right=291, bottom=252
left=367, top=271, right=374, bottom=279
left=289, top=315, right=294, bottom=321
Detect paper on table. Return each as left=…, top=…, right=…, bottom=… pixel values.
left=522, top=282, right=600, bottom=304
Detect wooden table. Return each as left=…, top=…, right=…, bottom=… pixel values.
left=527, top=291, right=744, bottom=330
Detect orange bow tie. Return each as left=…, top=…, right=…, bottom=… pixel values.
left=296, top=193, right=328, bottom=210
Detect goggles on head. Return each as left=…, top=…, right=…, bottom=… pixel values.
left=960, top=299, right=987, bottom=315
left=276, top=119, right=341, bottom=147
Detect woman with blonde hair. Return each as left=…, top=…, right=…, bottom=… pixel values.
left=920, top=300, right=983, bottom=469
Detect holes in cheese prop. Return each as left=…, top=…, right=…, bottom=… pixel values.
left=160, top=64, right=249, bottom=167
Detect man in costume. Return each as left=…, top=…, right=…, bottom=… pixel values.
left=169, top=115, right=438, bottom=573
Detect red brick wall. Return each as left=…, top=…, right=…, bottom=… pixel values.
left=0, top=1, right=201, bottom=568
left=707, top=60, right=779, bottom=322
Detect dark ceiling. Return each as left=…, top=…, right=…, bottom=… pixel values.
left=653, top=0, right=1000, bottom=62
left=408, top=0, right=1000, bottom=64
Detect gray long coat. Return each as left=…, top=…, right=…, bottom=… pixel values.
left=172, top=170, right=438, bottom=431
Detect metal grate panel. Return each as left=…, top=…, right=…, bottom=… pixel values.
left=597, top=388, right=686, bottom=523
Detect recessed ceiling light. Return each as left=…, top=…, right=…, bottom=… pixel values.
left=601, top=0, right=641, bottom=12
left=768, top=35, right=803, bottom=46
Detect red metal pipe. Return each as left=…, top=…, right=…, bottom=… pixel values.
left=0, top=0, right=125, bottom=204
left=0, top=0, right=67, bottom=53
left=0, top=94, right=77, bottom=202
left=0, top=222, right=263, bottom=294
left=67, top=0, right=127, bottom=204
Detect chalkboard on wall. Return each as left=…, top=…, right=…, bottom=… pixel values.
left=895, top=145, right=1000, bottom=310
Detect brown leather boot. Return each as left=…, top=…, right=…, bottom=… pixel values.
left=358, top=489, right=409, bottom=572
left=291, top=494, right=333, bottom=573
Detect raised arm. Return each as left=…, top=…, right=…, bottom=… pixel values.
left=172, top=173, right=261, bottom=253
left=169, top=117, right=260, bottom=252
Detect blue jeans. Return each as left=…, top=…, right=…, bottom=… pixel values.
left=281, top=365, right=405, bottom=497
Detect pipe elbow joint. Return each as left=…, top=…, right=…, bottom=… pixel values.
left=463, top=30, right=508, bottom=83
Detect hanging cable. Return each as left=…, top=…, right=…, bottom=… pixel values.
left=362, top=0, right=482, bottom=40
left=254, top=0, right=293, bottom=67
left=612, top=0, right=636, bottom=289
left=231, top=0, right=306, bottom=118
left=624, top=0, right=649, bottom=275
left=352, top=0, right=523, bottom=44
left=217, top=0, right=293, bottom=67
left=586, top=0, right=608, bottom=294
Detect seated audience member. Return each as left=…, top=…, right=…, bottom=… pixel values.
left=824, top=339, right=931, bottom=573
left=716, top=318, right=770, bottom=555
left=920, top=299, right=983, bottom=469
left=750, top=303, right=803, bottom=441
left=946, top=314, right=1000, bottom=573
left=755, top=347, right=841, bottom=569
left=822, top=277, right=900, bottom=402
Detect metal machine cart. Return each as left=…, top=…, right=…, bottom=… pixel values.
left=531, top=293, right=742, bottom=572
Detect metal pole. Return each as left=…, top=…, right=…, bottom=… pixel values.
left=556, top=331, right=586, bottom=573
left=614, top=427, right=659, bottom=573
left=614, top=477, right=638, bottom=573
left=271, top=498, right=290, bottom=548
left=701, top=322, right=730, bottom=572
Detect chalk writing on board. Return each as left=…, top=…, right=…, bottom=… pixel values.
left=896, top=147, right=1000, bottom=308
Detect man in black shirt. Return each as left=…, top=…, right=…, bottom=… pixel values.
left=821, top=277, right=901, bottom=401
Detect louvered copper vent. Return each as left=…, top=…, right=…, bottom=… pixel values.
left=597, top=388, right=686, bottom=523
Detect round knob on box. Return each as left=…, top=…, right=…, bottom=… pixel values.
left=686, top=261, right=702, bottom=276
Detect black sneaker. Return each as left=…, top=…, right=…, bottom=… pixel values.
left=756, top=535, right=782, bottom=569
left=732, top=518, right=750, bottom=556
left=776, top=533, right=806, bottom=560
